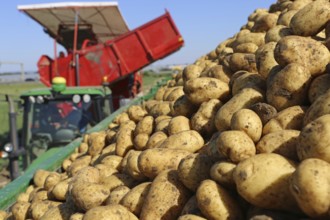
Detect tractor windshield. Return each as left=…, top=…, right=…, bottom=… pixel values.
left=24, top=97, right=96, bottom=159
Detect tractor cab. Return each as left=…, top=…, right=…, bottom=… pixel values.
left=20, top=77, right=112, bottom=163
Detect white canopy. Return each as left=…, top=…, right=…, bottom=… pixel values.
left=18, top=2, right=130, bottom=45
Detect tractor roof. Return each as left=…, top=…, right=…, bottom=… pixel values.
left=18, top=2, right=129, bottom=48
left=20, top=86, right=111, bottom=97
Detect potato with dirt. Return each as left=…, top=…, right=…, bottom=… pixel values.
left=308, top=73, right=330, bottom=103
left=289, top=158, right=330, bottom=218
left=255, top=42, right=278, bottom=79
left=184, top=77, right=230, bottom=105
left=266, top=63, right=311, bottom=111
left=233, top=153, right=299, bottom=212
left=140, top=170, right=191, bottom=220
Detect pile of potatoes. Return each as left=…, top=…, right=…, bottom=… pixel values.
left=2, top=0, right=330, bottom=219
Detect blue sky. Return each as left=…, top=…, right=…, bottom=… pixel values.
left=0, top=0, right=275, bottom=72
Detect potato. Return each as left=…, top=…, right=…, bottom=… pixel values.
left=231, top=108, right=263, bottom=143
left=83, top=204, right=138, bottom=220
left=149, top=101, right=171, bottom=117
left=233, top=42, right=259, bottom=54
left=67, top=155, right=92, bottom=177
left=232, top=72, right=265, bottom=96
left=50, top=178, right=71, bottom=201
left=204, top=65, right=232, bottom=83
left=29, top=200, right=61, bottom=220
left=154, top=86, right=166, bottom=101
left=30, top=190, right=48, bottom=203
left=168, top=116, right=190, bottom=135
left=113, top=112, right=130, bottom=124
left=216, top=130, right=256, bottom=163
left=290, top=0, right=330, bottom=36
left=265, top=25, right=293, bottom=44
left=16, top=192, right=30, bottom=203
left=0, top=211, right=7, bottom=220
left=233, top=153, right=299, bottom=212
left=266, top=63, right=311, bottom=111
left=94, top=164, right=118, bottom=179
left=249, top=102, right=277, bottom=125
left=255, top=42, right=278, bottom=79
left=99, top=155, right=122, bottom=170
left=140, top=170, right=191, bottom=220
left=44, top=172, right=61, bottom=191
left=171, top=95, right=198, bottom=117
left=215, top=88, right=264, bottom=132
left=69, top=213, right=84, bottom=220
left=274, top=35, right=330, bottom=76
left=297, top=114, right=330, bottom=162
left=71, top=166, right=100, bottom=184
left=133, top=133, right=149, bottom=150
left=120, top=182, right=152, bottom=216
left=134, top=116, right=154, bottom=136
left=304, top=89, right=330, bottom=125
left=184, top=77, right=230, bottom=105
left=101, top=173, right=137, bottom=191
left=180, top=195, right=203, bottom=216
left=33, top=169, right=50, bottom=188
left=229, top=53, right=257, bottom=73
left=247, top=206, right=302, bottom=220
left=105, top=185, right=130, bottom=205
left=182, top=64, right=203, bottom=82
left=277, top=10, right=298, bottom=26
left=289, top=158, right=330, bottom=218
left=125, top=150, right=147, bottom=181
left=87, top=131, right=107, bottom=156
left=39, top=204, right=74, bottom=220
left=308, top=73, right=330, bottom=103
left=70, top=181, right=110, bottom=211
left=62, top=159, right=72, bottom=171
left=256, top=130, right=300, bottom=161
left=145, top=131, right=167, bottom=149
left=196, top=179, right=243, bottom=220
left=115, top=124, right=135, bottom=157
left=178, top=215, right=207, bottom=220
left=11, top=202, right=30, bottom=220
left=127, top=105, right=147, bottom=123
left=263, top=105, right=306, bottom=135
left=251, top=13, right=278, bottom=32
left=78, top=142, right=88, bottom=154
left=138, top=148, right=191, bottom=179
left=190, top=99, right=222, bottom=137
left=232, top=30, right=265, bottom=47
left=158, top=130, right=204, bottom=153
left=288, top=0, right=313, bottom=11
left=164, top=86, right=184, bottom=102
left=178, top=153, right=214, bottom=191
left=210, top=161, right=236, bottom=189
left=101, top=143, right=116, bottom=155
left=154, top=117, right=170, bottom=133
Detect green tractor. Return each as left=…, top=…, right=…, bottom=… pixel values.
left=2, top=77, right=113, bottom=179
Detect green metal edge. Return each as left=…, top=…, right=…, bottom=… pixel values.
left=0, top=77, right=169, bottom=210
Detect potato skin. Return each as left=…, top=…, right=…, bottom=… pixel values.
left=290, top=0, right=330, bottom=36
left=178, top=153, right=214, bottom=191
left=289, top=158, right=330, bottom=218
left=168, top=116, right=190, bottom=136
left=297, top=114, right=330, bottom=163
left=158, top=130, right=204, bottom=153
left=233, top=153, right=299, bottom=212
left=304, top=89, right=330, bottom=125
left=255, top=42, right=278, bottom=79
left=210, top=161, right=236, bottom=189
left=256, top=130, right=300, bottom=161
left=177, top=215, right=207, bottom=220
left=140, top=170, right=191, bottom=220
left=196, top=179, right=244, bottom=220
left=274, top=36, right=330, bottom=76
left=308, top=74, right=330, bottom=103
left=216, top=130, right=256, bottom=163
left=83, top=204, right=138, bottom=220
left=215, top=88, right=264, bottom=132
left=263, top=105, right=306, bottom=135
left=138, top=148, right=191, bottom=179
left=120, top=182, right=152, bottom=216
left=266, top=63, right=311, bottom=111
left=190, top=99, right=222, bottom=138
left=184, top=77, right=230, bottom=104
left=231, top=109, right=263, bottom=143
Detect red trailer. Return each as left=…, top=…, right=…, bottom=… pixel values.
left=18, top=2, right=184, bottom=108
